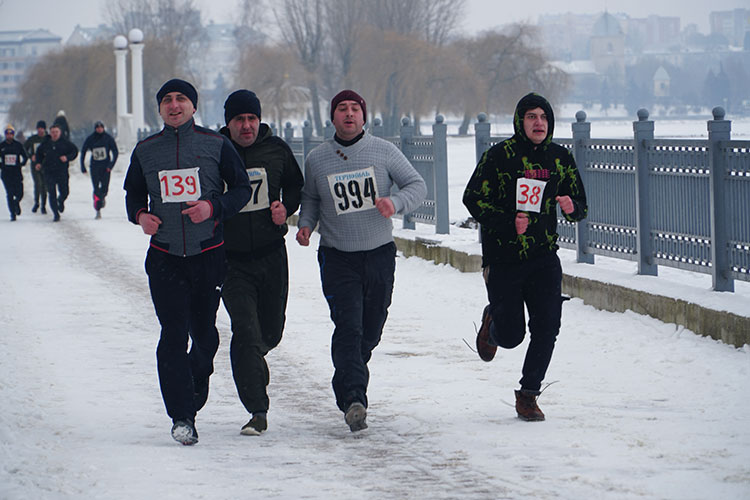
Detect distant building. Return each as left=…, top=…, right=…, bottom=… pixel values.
left=709, top=8, right=750, bottom=47
left=66, top=24, right=117, bottom=46
left=0, top=30, right=62, bottom=112
left=653, top=66, right=670, bottom=97
left=590, top=12, right=626, bottom=80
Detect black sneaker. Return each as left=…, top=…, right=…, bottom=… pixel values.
left=345, top=402, right=367, bottom=432
left=240, top=414, right=268, bottom=436
left=476, top=305, right=497, bottom=362
left=32, top=203, right=39, bottom=213
left=193, top=378, right=209, bottom=412
left=15, top=204, right=21, bottom=215
left=95, top=210, right=101, bottom=219
left=171, top=419, right=199, bottom=445
left=41, top=207, right=47, bottom=214
left=53, top=213, right=60, bottom=222
left=58, top=200, right=64, bottom=213
left=10, top=213, right=16, bottom=221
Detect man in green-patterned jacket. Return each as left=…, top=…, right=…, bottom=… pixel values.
left=462, top=92, right=587, bottom=422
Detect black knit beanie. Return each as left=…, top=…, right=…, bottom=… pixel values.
left=36, top=120, right=46, bottom=129
left=224, top=90, right=261, bottom=124
left=330, top=90, right=366, bottom=123
left=156, top=79, right=198, bottom=109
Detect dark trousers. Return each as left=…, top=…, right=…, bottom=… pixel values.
left=43, top=169, right=69, bottom=216
left=31, top=167, right=46, bottom=208
left=318, top=242, right=396, bottom=412
left=222, top=245, right=289, bottom=414
left=485, top=252, right=563, bottom=394
left=145, top=247, right=227, bottom=422
left=1, top=173, right=22, bottom=217
left=90, top=163, right=111, bottom=209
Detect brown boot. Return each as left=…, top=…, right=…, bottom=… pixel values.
left=515, top=390, right=545, bottom=421
left=476, top=305, right=497, bottom=362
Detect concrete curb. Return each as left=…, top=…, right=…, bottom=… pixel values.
left=392, top=235, right=749, bottom=348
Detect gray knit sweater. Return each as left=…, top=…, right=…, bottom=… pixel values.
left=298, top=133, right=427, bottom=252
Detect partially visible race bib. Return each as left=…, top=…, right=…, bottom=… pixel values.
left=327, top=167, right=378, bottom=215
left=516, top=177, right=547, bottom=213
left=159, top=167, right=201, bottom=203
left=92, top=147, right=107, bottom=161
left=4, top=154, right=17, bottom=166
left=239, top=168, right=270, bottom=212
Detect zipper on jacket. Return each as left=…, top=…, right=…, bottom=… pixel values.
left=176, top=128, right=187, bottom=257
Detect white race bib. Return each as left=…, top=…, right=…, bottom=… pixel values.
left=239, top=168, right=270, bottom=212
left=516, top=178, right=547, bottom=213
left=92, top=147, right=107, bottom=161
left=327, top=167, right=378, bottom=215
left=159, top=167, right=201, bottom=203
left=4, top=154, right=17, bottom=166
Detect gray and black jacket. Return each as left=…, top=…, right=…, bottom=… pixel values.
left=124, top=118, right=251, bottom=257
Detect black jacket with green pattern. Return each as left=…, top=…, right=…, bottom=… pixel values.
left=462, top=93, right=587, bottom=267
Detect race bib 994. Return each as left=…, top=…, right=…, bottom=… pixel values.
left=159, top=167, right=201, bottom=203
left=327, top=167, right=378, bottom=215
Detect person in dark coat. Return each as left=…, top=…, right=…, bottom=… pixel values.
left=219, top=89, right=304, bottom=436
left=23, top=121, right=49, bottom=214
left=463, top=92, right=588, bottom=422
left=35, top=123, right=78, bottom=222
left=123, top=78, right=252, bottom=446
left=80, top=121, right=119, bottom=218
left=0, top=124, right=28, bottom=221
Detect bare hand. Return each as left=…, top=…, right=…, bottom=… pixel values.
left=35, top=164, right=41, bottom=171
left=296, top=226, right=311, bottom=246
left=375, top=197, right=395, bottom=218
left=60, top=155, right=67, bottom=162
left=181, top=200, right=212, bottom=223
left=556, top=195, right=574, bottom=214
left=515, top=212, right=529, bottom=235
left=270, top=200, right=287, bottom=225
left=138, top=212, right=162, bottom=236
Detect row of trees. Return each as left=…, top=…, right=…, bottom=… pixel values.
left=9, top=0, right=567, bottom=136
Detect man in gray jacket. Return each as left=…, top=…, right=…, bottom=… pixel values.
left=296, top=90, right=426, bottom=432
left=124, top=79, right=251, bottom=445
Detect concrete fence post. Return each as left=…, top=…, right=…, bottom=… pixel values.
left=283, top=122, right=294, bottom=143
left=433, top=114, right=450, bottom=234
left=400, top=116, right=416, bottom=230
left=634, top=108, right=658, bottom=276
left=572, top=110, right=594, bottom=264
left=474, top=113, right=491, bottom=164
left=302, top=120, right=313, bottom=159
left=708, top=106, right=734, bottom=292
left=372, top=117, right=384, bottom=138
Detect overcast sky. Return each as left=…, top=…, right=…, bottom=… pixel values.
left=0, top=0, right=746, bottom=40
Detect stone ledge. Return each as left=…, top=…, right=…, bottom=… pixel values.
left=392, top=235, right=749, bottom=348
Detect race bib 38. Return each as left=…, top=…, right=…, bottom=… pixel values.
left=516, top=177, right=547, bottom=213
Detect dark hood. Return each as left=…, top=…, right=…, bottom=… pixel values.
left=513, top=92, right=554, bottom=148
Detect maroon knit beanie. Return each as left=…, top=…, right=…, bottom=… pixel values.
left=330, top=90, right=366, bottom=123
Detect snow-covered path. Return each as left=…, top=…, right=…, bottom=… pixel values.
left=1, top=165, right=749, bottom=499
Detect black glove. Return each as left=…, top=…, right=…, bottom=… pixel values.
left=81, top=165, right=87, bottom=174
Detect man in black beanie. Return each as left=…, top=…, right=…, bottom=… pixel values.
left=23, top=120, right=49, bottom=213
left=219, top=89, right=304, bottom=436
left=124, top=78, right=251, bottom=445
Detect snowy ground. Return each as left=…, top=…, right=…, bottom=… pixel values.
left=1, top=139, right=749, bottom=499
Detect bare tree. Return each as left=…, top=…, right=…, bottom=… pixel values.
left=323, top=0, right=363, bottom=88
left=10, top=43, right=116, bottom=135
left=105, top=0, right=208, bottom=90
left=273, top=0, right=326, bottom=135
left=234, top=45, right=308, bottom=126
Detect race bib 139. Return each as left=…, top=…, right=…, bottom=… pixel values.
left=159, top=167, right=201, bottom=203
